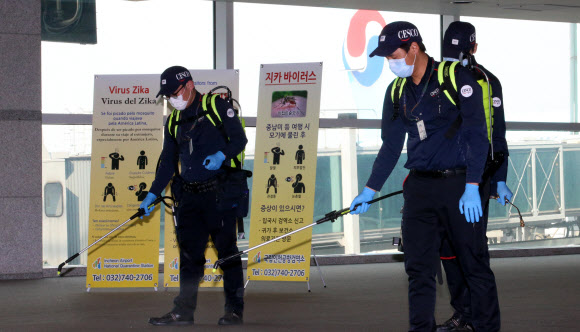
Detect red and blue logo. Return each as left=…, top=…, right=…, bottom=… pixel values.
left=342, top=10, right=386, bottom=87
left=253, top=251, right=261, bottom=264
left=170, top=258, right=178, bottom=270
left=93, top=257, right=101, bottom=270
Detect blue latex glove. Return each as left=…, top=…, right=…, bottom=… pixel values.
left=496, top=181, right=513, bottom=206
left=349, top=187, right=376, bottom=215
left=459, top=183, right=482, bottom=223
left=203, top=151, right=226, bottom=170
left=139, top=192, right=157, bottom=218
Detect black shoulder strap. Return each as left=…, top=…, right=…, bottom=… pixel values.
left=439, top=61, right=463, bottom=139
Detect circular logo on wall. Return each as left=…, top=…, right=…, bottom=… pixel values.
left=342, top=10, right=386, bottom=87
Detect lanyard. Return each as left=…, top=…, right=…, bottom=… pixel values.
left=403, top=60, right=435, bottom=122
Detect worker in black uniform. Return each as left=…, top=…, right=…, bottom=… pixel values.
left=140, top=66, right=247, bottom=326
left=437, top=21, right=512, bottom=332
left=349, top=22, right=497, bottom=331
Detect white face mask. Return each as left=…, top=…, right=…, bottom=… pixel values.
left=388, top=51, right=416, bottom=78
left=169, top=95, right=188, bottom=110
left=168, top=87, right=191, bottom=110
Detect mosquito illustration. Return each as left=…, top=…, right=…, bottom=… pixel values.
left=276, top=96, right=300, bottom=110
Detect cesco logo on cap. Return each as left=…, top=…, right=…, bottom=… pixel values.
left=176, top=71, right=190, bottom=80
left=469, top=33, right=476, bottom=42
left=397, top=29, right=419, bottom=41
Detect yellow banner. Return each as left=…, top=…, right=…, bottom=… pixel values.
left=86, top=74, right=163, bottom=288
left=163, top=69, right=240, bottom=289
left=247, top=63, right=323, bottom=282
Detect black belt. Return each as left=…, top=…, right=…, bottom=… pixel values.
left=182, top=177, right=219, bottom=193
left=410, top=168, right=466, bottom=178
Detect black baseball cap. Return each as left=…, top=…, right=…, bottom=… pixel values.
left=156, top=66, right=193, bottom=98
left=369, top=21, right=422, bottom=58
left=442, top=21, right=476, bottom=59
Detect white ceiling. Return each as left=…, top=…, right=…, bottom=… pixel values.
left=221, top=0, right=580, bottom=23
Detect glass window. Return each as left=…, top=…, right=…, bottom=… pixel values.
left=234, top=4, right=441, bottom=119
left=41, top=3, right=580, bottom=266
left=41, top=0, right=213, bottom=114
left=41, top=0, right=213, bottom=267
left=44, top=182, right=64, bottom=217
left=461, top=17, right=572, bottom=123
left=43, top=125, right=92, bottom=156
left=355, top=130, right=580, bottom=253
left=233, top=4, right=442, bottom=256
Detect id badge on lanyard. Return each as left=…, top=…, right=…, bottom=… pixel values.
left=405, top=59, right=434, bottom=142
left=417, top=120, right=427, bottom=141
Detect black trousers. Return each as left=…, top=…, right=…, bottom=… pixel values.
left=402, top=172, right=500, bottom=332
left=439, top=177, right=493, bottom=327
left=172, top=190, right=244, bottom=316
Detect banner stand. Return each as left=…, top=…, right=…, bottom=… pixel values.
left=86, top=74, right=163, bottom=290
left=247, top=62, right=323, bottom=285
left=307, top=247, right=327, bottom=292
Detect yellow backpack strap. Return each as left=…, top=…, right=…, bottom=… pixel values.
left=167, top=108, right=181, bottom=138
left=477, top=78, right=494, bottom=143
left=440, top=61, right=464, bottom=139
left=203, top=94, right=223, bottom=127
left=390, top=77, right=406, bottom=120
left=438, top=61, right=460, bottom=107
left=201, top=94, right=208, bottom=110
left=235, top=117, right=246, bottom=168
left=210, top=94, right=222, bottom=121
left=203, top=93, right=243, bottom=169
left=201, top=94, right=210, bottom=117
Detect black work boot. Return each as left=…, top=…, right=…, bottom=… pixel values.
left=436, top=313, right=473, bottom=331
left=148, top=312, right=194, bottom=326
left=218, top=312, right=243, bottom=325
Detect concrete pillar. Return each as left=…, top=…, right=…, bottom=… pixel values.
left=0, top=1, right=43, bottom=279
left=214, top=1, right=234, bottom=69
